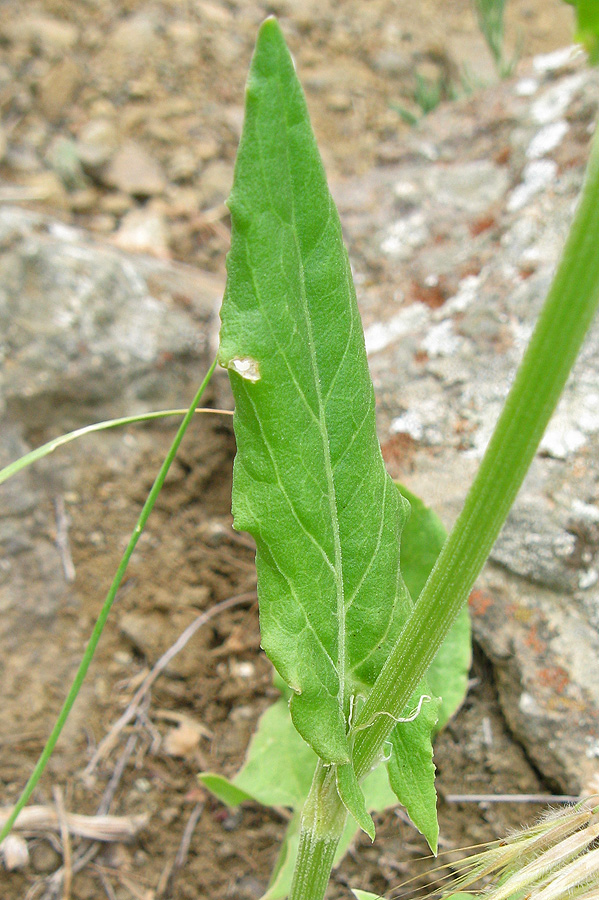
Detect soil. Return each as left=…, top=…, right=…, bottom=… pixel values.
left=0, top=1, right=580, bottom=898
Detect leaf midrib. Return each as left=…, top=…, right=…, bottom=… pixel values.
left=272, top=66, right=347, bottom=713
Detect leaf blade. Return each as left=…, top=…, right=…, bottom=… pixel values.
left=219, top=17, right=410, bottom=764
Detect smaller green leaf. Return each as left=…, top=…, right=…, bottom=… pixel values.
left=351, top=891, right=383, bottom=900
left=197, top=773, right=254, bottom=806
left=386, top=693, right=440, bottom=853
left=201, top=693, right=315, bottom=810
left=336, top=764, right=375, bottom=841
left=262, top=811, right=302, bottom=900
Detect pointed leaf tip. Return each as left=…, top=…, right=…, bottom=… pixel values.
left=221, top=16, right=419, bottom=766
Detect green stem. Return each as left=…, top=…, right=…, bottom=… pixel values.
left=289, top=762, right=347, bottom=900
left=0, top=359, right=218, bottom=846
left=353, top=119, right=599, bottom=779
left=292, top=119, right=599, bottom=897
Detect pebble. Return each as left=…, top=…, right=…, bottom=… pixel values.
left=113, top=207, right=170, bottom=257
left=198, top=159, right=233, bottom=207
left=67, top=187, right=99, bottom=213
left=99, top=192, right=132, bottom=216
left=110, top=14, right=158, bottom=57
left=30, top=840, right=62, bottom=874
left=103, top=141, right=166, bottom=197
left=24, top=171, right=68, bottom=207
left=2, top=15, right=79, bottom=57
left=167, top=147, right=198, bottom=181
left=76, top=118, right=118, bottom=174
left=1, top=834, right=29, bottom=871
left=37, top=57, right=80, bottom=122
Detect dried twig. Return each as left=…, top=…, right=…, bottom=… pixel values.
left=83, top=591, right=256, bottom=776
left=53, top=496, right=76, bottom=583
left=97, top=733, right=138, bottom=817
left=444, top=793, right=580, bottom=804
left=52, top=788, right=72, bottom=900
left=0, top=806, right=148, bottom=842
left=95, top=867, right=118, bottom=900
left=175, top=801, right=204, bottom=869
left=156, top=802, right=204, bottom=898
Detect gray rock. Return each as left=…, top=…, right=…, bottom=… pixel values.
left=0, top=205, right=222, bottom=694
left=333, top=47, right=599, bottom=792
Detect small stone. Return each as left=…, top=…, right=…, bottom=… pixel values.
left=3, top=16, right=79, bottom=58
left=37, top=57, right=80, bottom=122
left=5, top=144, right=42, bottom=173
left=198, top=159, right=233, bottom=207
left=76, top=119, right=118, bottom=174
left=371, top=48, right=412, bottom=77
left=88, top=213, right=116, bottom=234
left=30, top=840, right=61, bottom=874
left=327, top=91, right=352, bottom=112
left=196, top=137, right=219, bottom=161
left=67, top=187, right=99, bottom=213
left=110, top=14, right=158, bottom=57
left=24, top=171, right=68, bottom=207
left=104, top=141, right=166, bottom=197
left=166, top=186, right=199, bottom=217
left=168, top=147, right=198, bottom=183
left=99, top=192, right=133, bottom=216
left=1, top=834, right=29, bottom=871
left=113, top=207, right=170, bottom=258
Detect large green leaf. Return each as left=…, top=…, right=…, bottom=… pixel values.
left=397, top=484, right=471, bottom=731
left=219, top=16, right=413, bottom=769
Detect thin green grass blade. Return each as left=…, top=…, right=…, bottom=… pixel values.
left=0, top=407, right=231, bottom=487
left=219, top=17, right=414, bottom=775
left=0, top=359, right=218, bottom=846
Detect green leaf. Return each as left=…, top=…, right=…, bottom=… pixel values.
left=219, top=16, right=412, bottom=765
left=197, top=774, right=255, bottom=807
left=386, top=693, right=440, bottom=853
left=397, top=483, right=471, bottom=731
left=263, top=811, right=302, bottom=900
left=565, top=0, right=599, bottom=63
left=336, top=764, right=375, bottom=842
left=199, top=693, right=315, bottom=810
left=351, top=892, right=383, bottom=900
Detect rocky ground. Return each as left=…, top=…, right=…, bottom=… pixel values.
left=0, top=0, right=573, bottom=271
left=0, top=1, right=592, bottom=899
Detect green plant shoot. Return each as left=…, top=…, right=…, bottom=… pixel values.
left=217, top=15, right=469, bottom=852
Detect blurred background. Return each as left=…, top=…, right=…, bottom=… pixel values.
left=2, top=3, right=593, bottom=900
left=0, top=0, right=574, bottom=273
